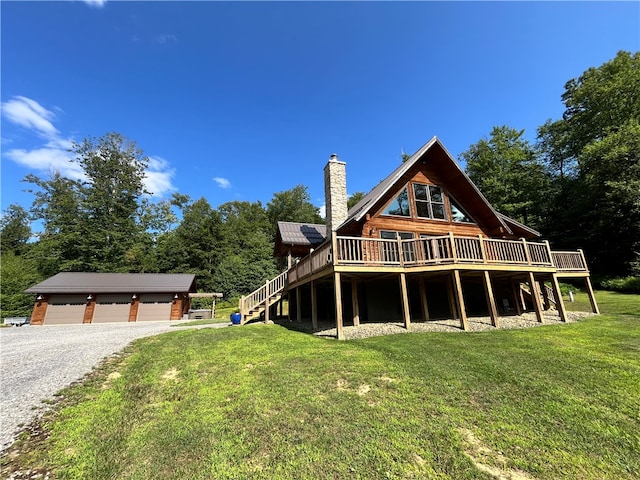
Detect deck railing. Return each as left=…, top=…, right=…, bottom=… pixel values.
left=551, top=251, right=588, bottom=272
left=287, top=235, right=588, bottom=284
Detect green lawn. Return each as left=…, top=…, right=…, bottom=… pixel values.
left=2, top=292, right=639, bottom=479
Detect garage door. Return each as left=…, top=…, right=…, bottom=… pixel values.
left=45, top=295, right=87, bottom=325
left=137, top=294, right=173, bottom=321
left=93, top=294, right=132, bottom=323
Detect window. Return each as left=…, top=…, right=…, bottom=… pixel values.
left=450, top=197, right=474, bottom=223
left=381, top=187, right=411, bottom=217
left=414, top=184, right=446, bottom=220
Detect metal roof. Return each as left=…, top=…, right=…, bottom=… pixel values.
left=25, top=273, right=197, bottom=294
left=277, top=221, right=327, bottom=246
left=342, top=136, right=512, bottom=234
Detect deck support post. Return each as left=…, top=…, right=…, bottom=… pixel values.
left=452, top=270, right=469, bottom=331
left=419, top=278, right=430, bottom=321
left=351, top=278, right=360, bottom=326
left=528, top=272, right=544, bottom=323
left=550, top=274, right=568, bottom=322
left=311, top=280, right=318, bottom=330
left=334, top=272, right=344, bottom=340
left=447, top=275, right=459, bottom=319
left=584, top=276, right=600, bottom=314
left=482, top=271, right=499, bottom=327
left=399, top=273, right=411, bottom=330
left=296, top=287, right=301, bottom=322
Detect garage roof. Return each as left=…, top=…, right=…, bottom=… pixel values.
left=26, top=273, right=197, bottom=294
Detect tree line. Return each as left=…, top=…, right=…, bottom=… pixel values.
left=461, top=51, right=639, bottom=276
left=1, top=51, right=638, bottom=317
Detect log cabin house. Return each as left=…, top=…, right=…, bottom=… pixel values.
left=241, top=136, right=598, bottom=339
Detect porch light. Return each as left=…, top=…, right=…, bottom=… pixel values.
left=132, top=294, right=137, bottom=300
left=87, top=294, right=93, bottom=301
left=36, top=294, right=43, bottom=301
left=173, top=294, right=179, bottom=299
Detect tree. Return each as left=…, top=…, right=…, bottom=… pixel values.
left=0, top=252, right=43, bottom=318
left=347, top=191, right=366, bottom=210
left=537, top=51, right=640, bottom=274
left=24, top=133, right=152, bottom=273
left=460, top=126, right=549, bottom=228
left=266, top=185, right=322, bottom=236
left=157, top=197, right=222, bottom=291
left=212, top=201, right=277, bottom=298
left=0, top=204, right=31, bottom=255
left=75, top=133, right=149, bottom=271
left=24, top=172, right=85, bottom=275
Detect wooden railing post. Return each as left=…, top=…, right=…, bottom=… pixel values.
left=264, top=279, right=270, bottom=323
left=478, top=234, right=487, bottom=263
left=397, top=234, right=405, bottom=267
left=449, top=232, right=458, bottom=262
left=578, top=249, right=589, bottom=272
left=522, top=238, right=532, bottom=265
left=331, top=232, right=338, bottom=267
left=544, top=240, right=553, bottom=267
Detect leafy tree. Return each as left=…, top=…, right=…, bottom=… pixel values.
left=24, top=172, right=85, bottom=275
left=0, top=204, right=31, bottom=255
left=212, top=201, right=277, bottom=298
left=0, top=252, right=43, bottom=318
left=75, top=133, right=149, bottom=271
left=266, top=185, right=322, bottom=235
left=460, top=126, right=549, bottom=228
left=157, top=197, right=222, bottom=291
left=24, top=133, right=152, bottom=273
left=347, top=191, right=366, bottom=210
left=537, top=51, right=640, bottom=274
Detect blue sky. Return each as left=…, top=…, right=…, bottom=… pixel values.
left=2, top=1, right=639, bottom=217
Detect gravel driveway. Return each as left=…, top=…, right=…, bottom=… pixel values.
left=0, top=321, right=228, bottom=452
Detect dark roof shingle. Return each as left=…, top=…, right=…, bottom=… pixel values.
left=25, top=273, right=196, bottom=294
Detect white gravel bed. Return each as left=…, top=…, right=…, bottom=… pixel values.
left=0, top=321, right=228, bottom=452
left=285, top=311, right=595, bottom=340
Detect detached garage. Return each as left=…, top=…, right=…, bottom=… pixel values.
left=26, top=273, right=196, bottom=326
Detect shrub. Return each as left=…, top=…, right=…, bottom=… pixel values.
left=598, top=276, right=640, bottom=293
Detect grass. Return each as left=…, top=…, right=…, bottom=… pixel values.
left=2, top=292, right=639, bottom=479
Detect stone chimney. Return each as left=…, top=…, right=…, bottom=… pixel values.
left=324, top=153, right=348, bottom=232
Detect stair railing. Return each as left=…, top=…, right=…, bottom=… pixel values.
left=239, top=270, right=288, bottom=322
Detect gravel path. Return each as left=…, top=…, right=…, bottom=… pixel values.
left=282, top=311, right=595, bottom=340
left=0, top=321, right=228, bottom=452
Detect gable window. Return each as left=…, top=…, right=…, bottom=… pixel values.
left=381, top=187, right=410, bottom=217
left=450, top=197, right=474, bottom=223
left=414, top=184, right=446, bottom=220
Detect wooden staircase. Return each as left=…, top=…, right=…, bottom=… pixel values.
left=239, top=271, right=288, bottom=325
left=520, top=283, right=557, bottom=310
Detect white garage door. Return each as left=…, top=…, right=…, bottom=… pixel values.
left=45, top=295, right=87, bottom=325
left=137, top=294, right=173, bottom=321
left=93, top=294, right=132, bottom=323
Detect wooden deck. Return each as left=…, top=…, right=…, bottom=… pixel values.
left=288, top=234, right=589, bottom=286
left=240, top=234, right=594, bottom=328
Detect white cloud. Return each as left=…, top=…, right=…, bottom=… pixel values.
left=82, top=0, right=107, bottom=7
left=144, top=156, right=175, bottom=197
left=1, top=96, right=59, bottom=138
left=5, top=147, right=83, bottom=180
left=319, top=204, right=326, bottom=219
left=2, top=95, right=177, bottom=198
left=213, top=177, right=231, bottom=189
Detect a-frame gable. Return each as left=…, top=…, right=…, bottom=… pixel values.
left=338, top=137, right=516, bottom=237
